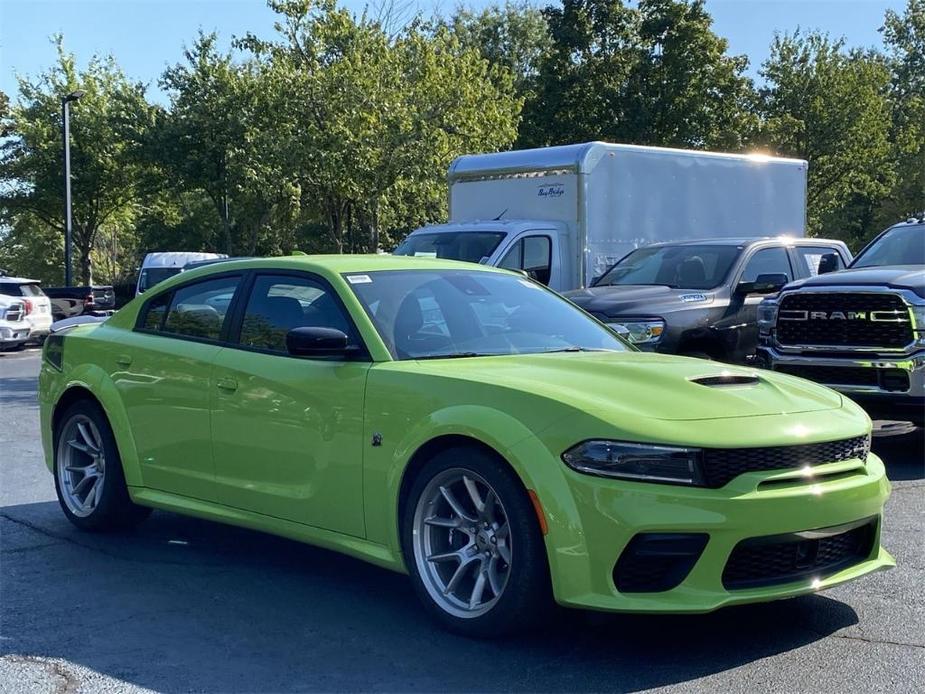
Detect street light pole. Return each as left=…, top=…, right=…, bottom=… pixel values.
left=61, top=90, right=84, bottom=286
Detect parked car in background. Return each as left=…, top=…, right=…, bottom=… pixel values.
left=39, top=254, right=892, bottom=637
left=43, top=285, right=116, bottom=321
left=136, top=252, right=228, bottom=296
left=0, top=275, right=53, bottom=341
left=565, top=237, right=851, bottom=362
left=395, top=142, right=808, bottom=291
left=0, top=296, right=30, bottom=351
left=758, top=216, right=925, bottom=428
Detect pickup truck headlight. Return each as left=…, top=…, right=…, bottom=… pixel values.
left=562, top=440, right=705, bottom=486
left=757, top=299, right=779, bottom=337
left=605, top=319, right=665, bottom=345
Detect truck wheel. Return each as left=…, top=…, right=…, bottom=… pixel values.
left=402, top=447, right=552, bottom=637
left=53, top=400, right=151, bottom=532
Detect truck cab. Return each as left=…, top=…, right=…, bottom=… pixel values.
left=567, top=237, right=851, bottom=363
left=394, top=220, right=575, bottom=291
left=757, top=217, right=925, bottom=428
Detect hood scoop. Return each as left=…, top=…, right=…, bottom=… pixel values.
left=691, top=373, right=761, bottom=388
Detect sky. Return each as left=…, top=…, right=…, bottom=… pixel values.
left=0, top=0, right=907, bottom=105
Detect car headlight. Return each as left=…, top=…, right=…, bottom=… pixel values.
left=562, top=440, right=705, bottom=486
left=606, top=319, right=665, bottom=345
left=757, top=299, right=779, bottom=337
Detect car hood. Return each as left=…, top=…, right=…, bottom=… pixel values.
left=399, top=351, right=842, bottom=422
left=784, top=265, right=924, bottom=297
left=564, top=285, right=714, bottom=316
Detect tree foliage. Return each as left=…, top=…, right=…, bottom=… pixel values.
left=0, top=37, right=155, bottom=283
left=758, top=32, right=894, bottom=246
left=0, top=0, right=922, bottom=286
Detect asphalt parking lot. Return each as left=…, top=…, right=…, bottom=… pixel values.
left=1, top=347, right=922, bottom=693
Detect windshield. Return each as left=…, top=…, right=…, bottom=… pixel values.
left=595, top=244, right=742, bottom=289
left=347, top=269, right=629, bottom=360
left=851, top=223, right=924, bottom=268
left=138, top=267, right=182, bottom=293
left=394, top=232, right=506, bottom=264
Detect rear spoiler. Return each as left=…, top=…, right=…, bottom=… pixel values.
left=50, top=314, right=109, bottom=333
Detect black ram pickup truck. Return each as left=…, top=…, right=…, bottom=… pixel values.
left=565, top=237, right=851, bottom=363
left=42, top=285, right=116, bottom=321
left=757, top=217, right=924, bottom=428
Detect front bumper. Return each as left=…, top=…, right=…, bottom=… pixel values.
left=540, top=452, right=892, bottom=613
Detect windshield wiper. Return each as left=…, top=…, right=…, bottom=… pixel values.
left=414, top=352, right=493, bottom=360
left=542, top=346, right=608, bottom=354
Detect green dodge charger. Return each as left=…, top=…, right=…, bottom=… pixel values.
left=38, top=255, right=894, bottom=636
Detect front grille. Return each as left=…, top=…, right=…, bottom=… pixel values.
left=776, top=364, right=910, bottom=392
left=701, top=435, right=869, bottom=488
left=722, top=518, right=877, bottom=590
left=777, top=293, right=912, bottom=349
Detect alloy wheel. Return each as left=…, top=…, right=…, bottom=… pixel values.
left=412, top=468, right=512, bottom=619
left=56, top=414, right=107, bottom=518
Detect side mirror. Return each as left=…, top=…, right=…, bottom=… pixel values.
left=286, top=326, right=353, bottom=358
left=737, top=273, right=789, bottom=295
left=818, top=253, right=840, bottom=275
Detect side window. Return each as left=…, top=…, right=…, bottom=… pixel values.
left=140, top=292, right=170, bottom=331
left=239, top=274, right=354, bottom=353
left=741, top=247, right=793, bottom=283
left=161, top=275, right=241, bottom=340
left=523, top=236, right=552, bottom=285
left=795, top=246, right=845, bottom=277
left=499, top=236, right=552, bottom=285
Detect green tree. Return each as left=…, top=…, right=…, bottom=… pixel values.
left=0, top=38, right=156, bottom=284
left=877, top=0, right=925, bottom=226
left=520, top=0, right=756, bottom=149
left=155, top=32, right=298, bottom=256
left=445, top=1, right=551, bottom=98
left=250, top=0, right=521, bottom=252
left=759, top=32, right=894, bottom=246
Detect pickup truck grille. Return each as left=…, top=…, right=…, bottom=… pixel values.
left=701, top=435, right=870, bottom=488
left=777, top=293, right=913, bottom=349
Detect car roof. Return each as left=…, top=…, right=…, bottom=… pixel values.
left=172, top=253, right=510, bottom=281
left=0, top=277, right=41, bottom=284
left=640, top=237, right=843, bottom=248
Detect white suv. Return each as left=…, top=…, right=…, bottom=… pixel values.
left=0, top=296, right=30, bottom=350
left=0, top=277, right=54, bottom=341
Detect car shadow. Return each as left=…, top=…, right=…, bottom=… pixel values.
left=2, top=500, right=859, bottom=693
left=872, top=430, right=925, bottom=481
left=0, top=376, right=39, bottom=407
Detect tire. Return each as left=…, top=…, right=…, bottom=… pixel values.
left=53, top=399, right=152, bottom=532
left=401, top=446, right=552, bottom=637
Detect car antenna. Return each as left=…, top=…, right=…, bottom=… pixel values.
left=493, top=209, right=508, bottom=221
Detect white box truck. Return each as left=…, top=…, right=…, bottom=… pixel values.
left=394, top=142, right=807, bottom=291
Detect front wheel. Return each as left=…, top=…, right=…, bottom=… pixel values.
left=402, top=447, right=552, bottom=637
left=53, top=400, right=151, bottom=531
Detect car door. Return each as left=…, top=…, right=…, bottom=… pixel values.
left=498, top=234, right=555, bottom=286
left=114, top=272, right=244, bottom=501
left=209, top=272, right=370, bottom=537
left=728, top=246, right=794, bottom=360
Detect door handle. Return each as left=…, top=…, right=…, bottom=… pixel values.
left=216, top=377, right=238, bottom=392
left=115, top=354, right=132, bottom=367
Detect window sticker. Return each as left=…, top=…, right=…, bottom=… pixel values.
left=413, top=252, right=437, bottom=258
left=346, top=274, right=372, bottom=284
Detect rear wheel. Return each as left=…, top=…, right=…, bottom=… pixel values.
left=53, top=400, right=151, bottom=531
left=402, top=447, right=552, bottom=637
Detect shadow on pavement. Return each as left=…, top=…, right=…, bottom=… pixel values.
left=873, top=430, right=924, bottom=481
left=0, top=377, right=39, bottom=407
left=1, top=500, right=860, bottom=693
